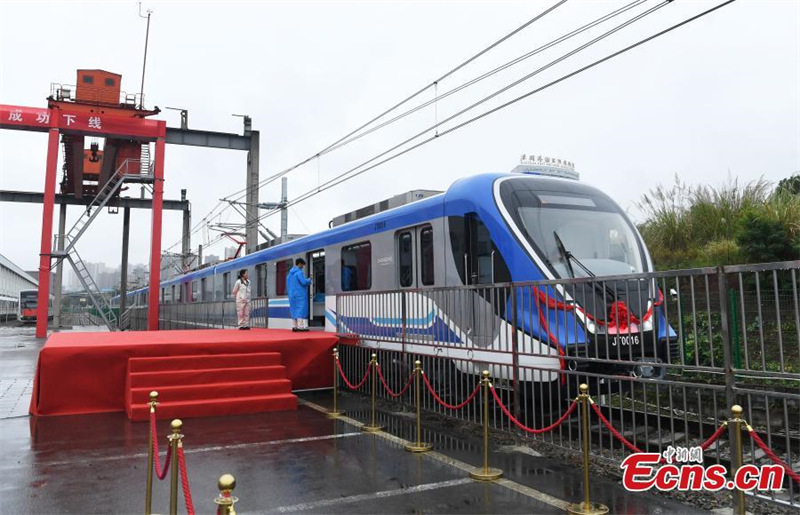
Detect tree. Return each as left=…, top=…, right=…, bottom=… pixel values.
left=776, top=173, right=800, bottom=196
left=736, top=212, right=799, bottom=263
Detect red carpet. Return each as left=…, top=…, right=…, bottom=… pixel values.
left=29, top=329, right=337, bottom=418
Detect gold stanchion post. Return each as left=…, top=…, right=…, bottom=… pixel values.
left=405, top=360, right=433, bottom=453
left=731, top=405, right=746, bottom=515
left=214, top=474, right=239, bottom=515
left=168, top=419, right=184, bottom=515
left=145, top=391, right=158, bottom=515
left=567, top=384, right=608, bottom=515
left=361, top=354, right=386, bottom=432
left=469, top=371, right=502, bottom=481
left=327, top=348, right=345, bottom=418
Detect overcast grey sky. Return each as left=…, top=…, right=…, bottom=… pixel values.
left=1, top=0, right=798, bottom=271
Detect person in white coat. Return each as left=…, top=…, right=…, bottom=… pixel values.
left=231, top=269, right=252, bottom=330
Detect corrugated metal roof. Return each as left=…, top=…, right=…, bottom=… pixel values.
left=0, top=253, right=38, bottom=287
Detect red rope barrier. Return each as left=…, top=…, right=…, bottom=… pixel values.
left=699, top=422, right=728, bottom=452
left=748, top=431, right=800, bottom=484
left=375, top=365, right=414, bottom=398
left=150, top=410, right=171, bottom=480
left=590, top=402, right=660, bottom=459
left=177, top=446, right=196, bottom=515
left=490, top=385, right=577, bottom=434
left=591, top=403, right=727, bottom=464
left=422, top=372, right=480, bottom=410
left=336, top=358, right=371, bottom=390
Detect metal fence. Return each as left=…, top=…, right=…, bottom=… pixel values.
left=128, top=298, right=268, bottom=331
left=335, top=261, right=800, bottom=508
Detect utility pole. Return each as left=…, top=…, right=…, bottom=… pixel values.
left=280, top=177, right=288, bottom=240
left=180, top=189, right=191, bottom=270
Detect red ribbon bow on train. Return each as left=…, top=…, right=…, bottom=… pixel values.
left=606, top=300, right=639, bottom=330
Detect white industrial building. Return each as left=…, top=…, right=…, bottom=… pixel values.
left=0, top=253, right=38, bottom=318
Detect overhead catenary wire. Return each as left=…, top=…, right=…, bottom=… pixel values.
left=163, top=1, right=567, bottom=253
left=237, top=0, right=673, bottom=227
left=231, top=0, right=672, bottom=237
left=234, top=0, right=737, bottom=235
left=220, top=0, right=666, bottom=242
left=198, top=0, right=668, bottom=249
left=318, top=0, right=650, bottom=158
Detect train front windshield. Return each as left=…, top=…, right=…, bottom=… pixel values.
left=499, top=178, right=646, bottom=278
left=20, top=291, right=38, bottom=309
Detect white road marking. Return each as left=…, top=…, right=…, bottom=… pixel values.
left=0, top=432, right=362, bottom=470
left=268, top=478, right=473, bottom=513
left=299, top=398, right=570, bottom=510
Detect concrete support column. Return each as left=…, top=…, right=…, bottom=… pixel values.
left=245, top=131, right=260, bottom=254
left=119, top=206, right=131, bottom=316
left=181, top=189, right=190, bottom=271
left=36, top=128, right=60, bottom=339
left=52, top=203, right=67, bottom=330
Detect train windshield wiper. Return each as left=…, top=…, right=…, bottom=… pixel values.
left=553, top=231, right=617, bottom=301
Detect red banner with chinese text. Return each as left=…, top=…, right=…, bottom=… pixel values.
left=1, top=104, right=164, bottom=138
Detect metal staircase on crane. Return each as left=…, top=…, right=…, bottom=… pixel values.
left=52, top=155, right=154, bottom=331
left=65, top=243, right=118, bottom=329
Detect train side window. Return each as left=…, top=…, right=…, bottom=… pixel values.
left=420, top=227, right=434, bottom=286
left=341, top=241, right=371, bottom=291
left=223, top=273, right=231, bottom=299
left=276, top=260, right=291, bottom=296
left=161, top=288, right=165, bottom=303
left=256, top=264, right=266, bottom=297
left=191, top=281, right=198, bottom=302
left=176, top=283, right=182, bottom=303
left=398, top=231, right=413, bottom=287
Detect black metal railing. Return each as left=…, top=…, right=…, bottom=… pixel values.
left=335, top=260, right=800, bottom=508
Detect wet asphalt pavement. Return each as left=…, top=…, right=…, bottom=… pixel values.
left=0, top=326, right=701, bottom=514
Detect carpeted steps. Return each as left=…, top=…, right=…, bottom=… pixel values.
left=126, top=352, right=297, bottom=421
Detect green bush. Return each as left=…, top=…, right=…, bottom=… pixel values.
left=638, top=174, right=800, bottom=269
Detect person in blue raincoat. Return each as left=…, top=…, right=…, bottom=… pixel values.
left=287, top=258, right=312, bottom=332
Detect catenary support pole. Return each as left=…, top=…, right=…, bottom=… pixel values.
left=245, top=130, right=260, bottom=254
left=120, top=206, right=131, bottom=319
left=280, top=176, right=288, bottom=239
left=180, top=189, right=190, bottom=270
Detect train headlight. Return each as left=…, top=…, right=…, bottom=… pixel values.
left=642, top=318, right=653, bottom=332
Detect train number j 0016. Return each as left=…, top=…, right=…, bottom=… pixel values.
left=611, top=334, right=641, bottom=347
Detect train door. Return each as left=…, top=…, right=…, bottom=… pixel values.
left=465, top=213, right=496, bottom=347
left=397, top=230, right=415, bottom=289
left=308, top=250, right=326, bottom=327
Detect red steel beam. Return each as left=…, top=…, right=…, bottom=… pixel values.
left=36, top=128, right=60, bottom=338
left=147, top=137, right=166, bottom=330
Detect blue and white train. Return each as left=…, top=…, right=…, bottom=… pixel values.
left=123, top=171, right=676, bottom=383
